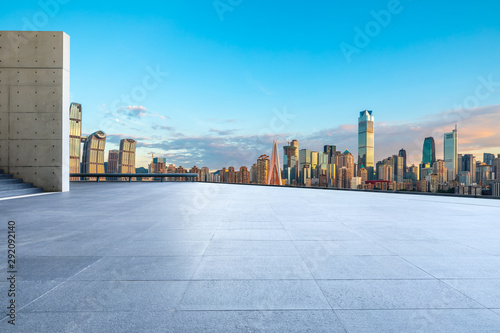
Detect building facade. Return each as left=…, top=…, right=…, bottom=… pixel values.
left=81, top=131, right=106, bottom=180
left=358, top=110, right=374, bottom=174
left=444, top=125, right=458, bottom=178
left=422, top=137, right=436, bottom=166
left=69, top=103, right=82, bottom=181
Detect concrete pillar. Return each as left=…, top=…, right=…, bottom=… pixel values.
left=0, top=31, right=70, bottom=192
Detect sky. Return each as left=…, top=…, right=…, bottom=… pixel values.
left=2, top=0, right=500, bottom=169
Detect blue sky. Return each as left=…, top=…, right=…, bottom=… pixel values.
left=2, top=0, right=500, bottom=169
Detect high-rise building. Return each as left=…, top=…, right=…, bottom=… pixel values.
left=69, top=103, right=83, bottom=181
left=324, top=145, right=336, bottom=164
left=190, top=166, right=201, bottom=181
left=107, top=150, right=119, bottom=181
left=444, top=125, right=458, bottom=178
left=338, top=150, right=355, bottom=188
left=118, top=139, right=136, bottom=174
left=257, top=155, right=269, bottom=185
left=393, top=155, right=404, bottom=183
left=484, top=153, right=495, bottom=166
left=267, top=141, right=282, bottom=185
left=82, top=131, right=106, bottom=180
left=358, top=110, right=374, bottom=177
left=283, top=144, right=298, bottom=185
left=250, top=163, right=258, bottom=183
left=433, top=160, right=447, bottom=184
left=398, top=148, right=407, bottom=179
left=238, top=166, right=250, bottom=184
left=422, top=137, right=436, bottom=166
left=107, top=150, right=119, bottom=173
left=299, top=149, right=311, bottom=184
left=461, top=154, right=476, bottom=183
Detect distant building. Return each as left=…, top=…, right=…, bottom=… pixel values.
left=118, top=139, right=136, bottom=176
left=484, top=153, right=495, bottom=166
left=82, top=131, right=106, bottom=180
left=257, top=155, right=269, bottom=185
left=422, top=137, right=436, bottom=166
left=107, top=150, right=119, bottom=181
left=324, top=145, right=336, bottom=164
left=338, top=150, right=355, bottom=188
left=444, top=125, right=458, bottom=178
left=238, top=166, right=250, bottom=184
left=250, top=163, right=258, bottom=183
left=461, top=154, right=476, bottom=183
left=433, top=160, right=447, bottom=184
left=69, top=103, right=83, bottom=181
left=398, top=148, right=407, bottom=179
left=358, top=110, right=374, bottom=177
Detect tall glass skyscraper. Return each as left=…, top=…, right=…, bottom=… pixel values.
left=358, top=110, right=374, bottom=179
left=69, top=103, right=82, bottom=180
left=444, top=125, right=458, bottom=177
left=422, top=137, right=436, bottom=165
left=82, top=131, right=106, bottom=180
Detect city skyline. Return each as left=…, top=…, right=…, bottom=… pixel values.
left=2, top=2, right=500, bottom=169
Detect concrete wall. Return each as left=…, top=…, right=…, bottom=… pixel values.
left=0, top=31, right=70, bottom=192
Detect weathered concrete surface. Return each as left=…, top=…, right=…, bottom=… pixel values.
left=0, top=31, right=70, bottom=192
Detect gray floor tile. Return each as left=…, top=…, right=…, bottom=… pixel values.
left=318, top=279, right=482, bottom=310
left=213, top=229, right=290, bottom=241
left=294, top=240, right=394, bottom=256
left=404, top=255, right=500, bottom=278
left=108, top=241, right=210, bottom=256
left=193, top=256, right=312, bottom=280
left=22, top=280, right=189, bottom=312
left=381, top=240, right=488, bottom=256
left=178, top=280, right=331, bottom=310
left=1, top=311, right=175, bottom=333
left=71, top=256, right=202, bottom=281
left=305, top=255, right=433, bottom=279
left=442, top=279, right=500, bottom=308
left=335, top=309, right=500, bottom=333
left=169, top=310, right=346, bottom=332
left=204, top=240, right=300, bottom=256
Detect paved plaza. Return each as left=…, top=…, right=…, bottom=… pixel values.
left=1, top=182, right=500, bottom=332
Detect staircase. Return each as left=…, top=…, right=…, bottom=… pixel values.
left=0, top=170, right=43, bottom=199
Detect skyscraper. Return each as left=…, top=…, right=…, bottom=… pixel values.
left=398, top=148, right=407, bottom=179
left=82, top=131, right=106, bottom=180
left=267, top=141, right=282, bottom=185
left=422, top=137, right=436, bottom=165
left=358, top=110, right=374, bottom=179
left=118, top=139, right=137, bottom=174
left=484, top=153, right=495, bottom=166
left=283, top=144, right=298, bottom=185
left=69, top=103, right=83, bottom=181
left=444, top=125, right=458, bottom=178
left=107, top=150, right=119, bottom=181
left=324, top=145, right=336, bottom=164
left=338, top=149, right=355, bottom=188
left=257, top=155, right=269, bottom=185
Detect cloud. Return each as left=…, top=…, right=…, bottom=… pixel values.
left=152, top=125, right=176, bottom=131
left=106, top=133, right=151, bottom=144
left=117, top=105, right=147, bottom=118
left=209, top=128, right=239, bottom=136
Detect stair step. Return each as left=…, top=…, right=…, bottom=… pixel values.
left=0, top=174, right=13, bottom=179
left=0, top=182, right=34, bottom=191
left=0, top=178, right=23, bottom=184
left=0, top=187, right=43, bottom=199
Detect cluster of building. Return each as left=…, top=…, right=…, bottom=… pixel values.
left=204, top=111, right=500, bottom=197
left=69, top=102, right=500, bottom=196
left=69, top=103, right=137, bottom=180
